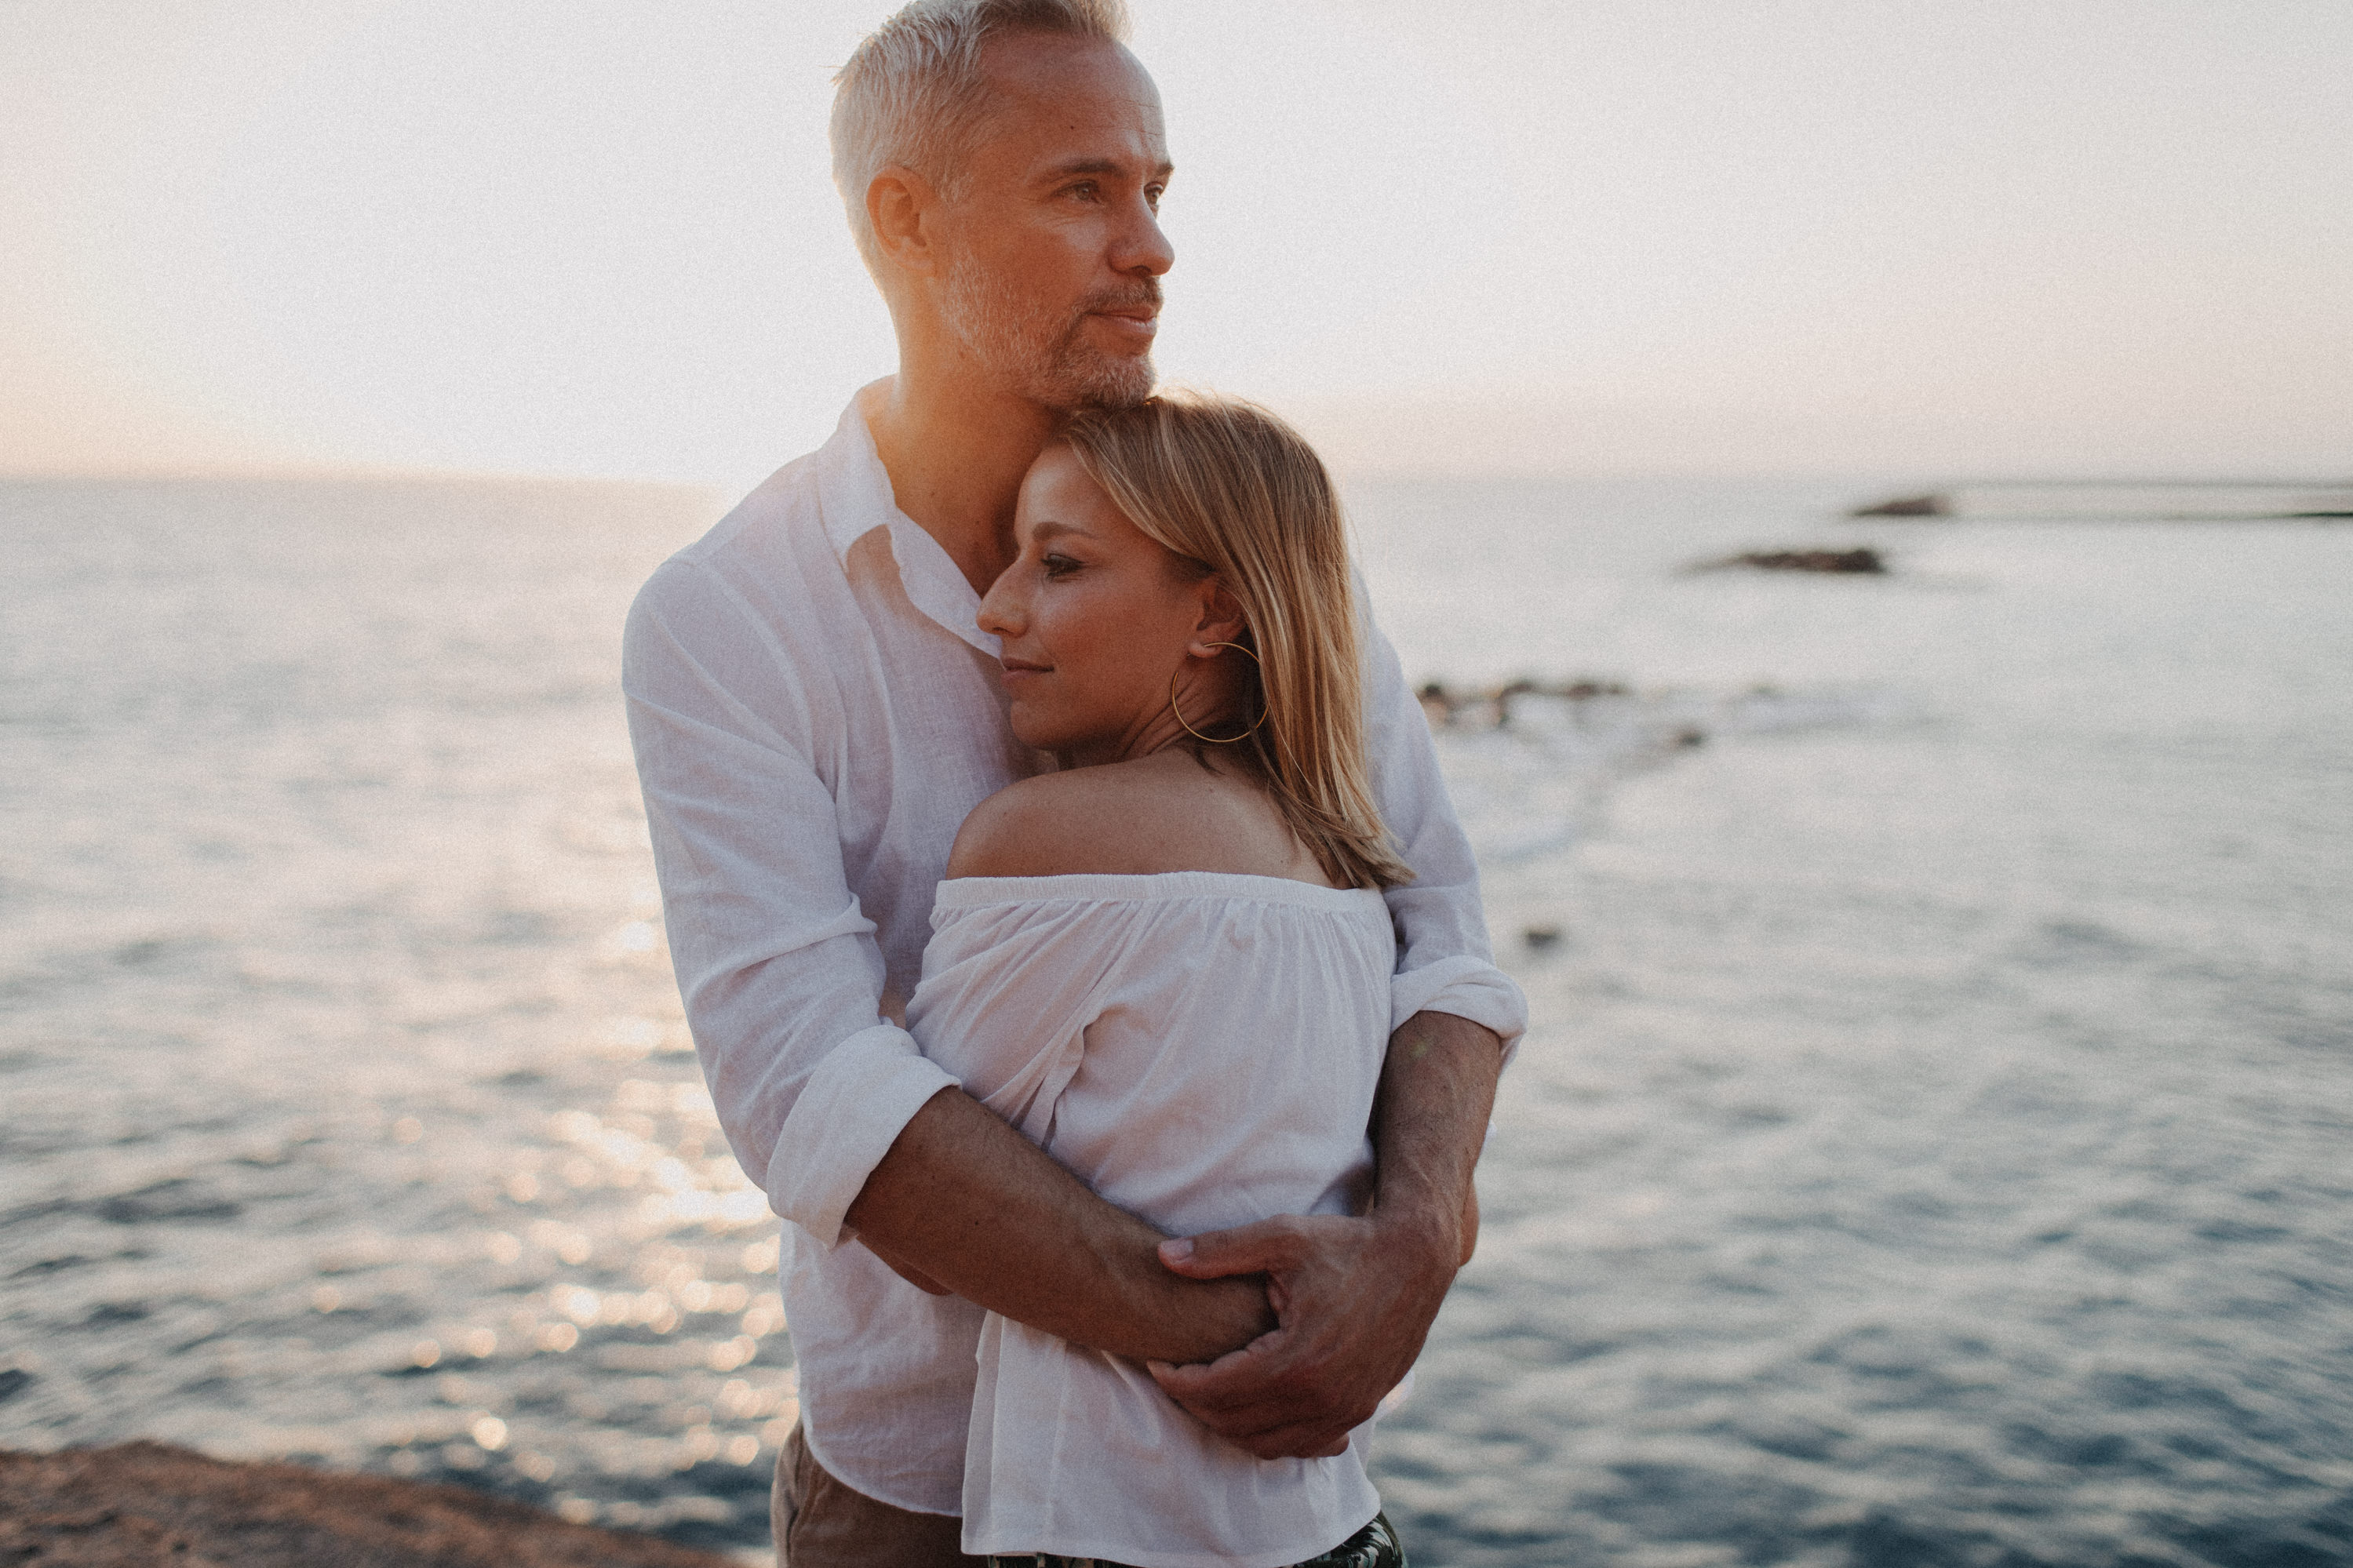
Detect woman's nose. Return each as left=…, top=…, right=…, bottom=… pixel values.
left=977, top=571, right=1024, bottom=638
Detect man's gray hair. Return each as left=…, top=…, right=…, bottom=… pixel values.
left=831, top=0, right=1131, bottom=274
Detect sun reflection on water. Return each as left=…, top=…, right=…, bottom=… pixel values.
left=0, top=469, right=801, bottom=1547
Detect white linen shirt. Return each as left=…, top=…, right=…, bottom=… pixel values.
left=621, top=384, right=1526, bottom=1515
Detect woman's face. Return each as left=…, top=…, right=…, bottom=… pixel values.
left=978, top=445, right=1223, bottom=764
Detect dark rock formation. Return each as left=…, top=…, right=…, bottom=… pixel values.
left=1690, top=548, right=1887, bottom=576
left=1848, top=493, right=1949, bottom=518
left=1418, top=677, right=1632, bottom=729
left=0, top=1442, right=741, bottom=1568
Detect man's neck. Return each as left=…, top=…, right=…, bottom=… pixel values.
left=863, top=369, right=1061, bottom=598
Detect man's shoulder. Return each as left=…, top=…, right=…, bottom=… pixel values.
left=676, top=452, right=832, bottom=572
left=629, top=453, right=845, bottom=630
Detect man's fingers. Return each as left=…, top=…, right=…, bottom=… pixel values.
left=1152, top=1335, right=1379, bottom=1457
left=1164, top=1391, right=1360, bottom=1461
left=1149, top=1334, right=1283, bottom=1407
left=1157, top=1217, right=1306, bottom=1280
left=1153, top=1210, right=1445, bottom=1459
left=1226, top=1424, right=1353, bottom=1461
left=1159, top=1374, right=1359, bottom=1460
left=1172, top=1395, right=1358, bottom=1458
left=1149, top=1318, right=1361, bottom=1418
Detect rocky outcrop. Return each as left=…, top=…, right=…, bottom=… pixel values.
left=1688, top=548, right=1887, bottom=576
left=0, top=1442, right=742, bottom=1568
left=1419, top=678, right=1630, bottom=729
left=1848, top=493, right=1949, bottom=518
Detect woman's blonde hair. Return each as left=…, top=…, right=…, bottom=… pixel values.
left=1060, top=392, right=1412, bottom=891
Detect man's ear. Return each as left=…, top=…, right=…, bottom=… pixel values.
left=868, top=166, right=942, bottom=278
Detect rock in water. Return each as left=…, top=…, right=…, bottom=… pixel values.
left=0, top=1442, right=744, bottom=1568
left=1688, top=548, right=1888, bottom=576
left=1848, top=493, right=1948, bottom=518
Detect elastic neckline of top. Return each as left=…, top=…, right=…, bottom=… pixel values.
left=932, top=870, right=1385, bottom=912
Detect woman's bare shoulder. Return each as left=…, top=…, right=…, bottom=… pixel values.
left=945, top=756, right=1318, bottom=882
left=946, top=771, right=1108, bottom=880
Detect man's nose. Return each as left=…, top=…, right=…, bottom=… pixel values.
left=1112, top=197, right=1175, bottom=278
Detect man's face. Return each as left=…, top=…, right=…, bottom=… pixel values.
left=935, top=33, right=1174, bottom=412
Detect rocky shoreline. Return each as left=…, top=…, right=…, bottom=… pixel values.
left=0, top=1442, right=745, bottom=1568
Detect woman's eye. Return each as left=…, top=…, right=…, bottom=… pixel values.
left=1042, top=553, right=1080, bottom=577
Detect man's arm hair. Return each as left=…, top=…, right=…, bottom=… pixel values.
left=1369, top=1010, right=1498, bottom=1259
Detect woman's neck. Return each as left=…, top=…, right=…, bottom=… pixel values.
left=1059, top=664, right=1255, bottom=771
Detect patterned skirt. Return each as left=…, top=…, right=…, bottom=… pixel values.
left=987, top=1508, right=1406, bottom=1568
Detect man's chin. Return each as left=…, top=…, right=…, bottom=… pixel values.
left=1038, top=348, right=1155, bottom=414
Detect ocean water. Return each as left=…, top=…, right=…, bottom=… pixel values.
left=2, top=473, right=2349, bottom=1565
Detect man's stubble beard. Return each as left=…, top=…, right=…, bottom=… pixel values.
left=941, top=255, right=1156, bottom=413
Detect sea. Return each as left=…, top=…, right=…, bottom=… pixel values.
left=2, top=471, right=2349, bottom=1566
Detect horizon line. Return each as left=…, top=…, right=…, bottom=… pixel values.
left=8, top=460, right=2349, bottom=490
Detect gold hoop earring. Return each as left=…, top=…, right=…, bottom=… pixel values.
left=1169, top=641, right=1268, bottom=744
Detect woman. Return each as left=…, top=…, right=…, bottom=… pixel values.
left=902, top=393, right=1447, bottom=1567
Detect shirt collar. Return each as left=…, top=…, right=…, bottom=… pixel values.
left=816, top=381, right=1000, bottom=659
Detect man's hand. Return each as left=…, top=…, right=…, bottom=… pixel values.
left=1147, top=1207, right=1456, bottom=1459
left=1149, top=1010, right=1502, bottom=1459
left=846, top=1086, right=1273, bottom=1362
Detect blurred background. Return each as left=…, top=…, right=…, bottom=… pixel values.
left=3, top=2, right=2349, bottom=1564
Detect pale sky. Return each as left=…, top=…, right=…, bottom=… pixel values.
left=3, top=0, right=2348, bottom=486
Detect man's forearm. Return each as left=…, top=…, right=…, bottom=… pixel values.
left=1369, top=1010, right=1502, bottom=1256
left=843, top=1086, right=1273, bottom=1363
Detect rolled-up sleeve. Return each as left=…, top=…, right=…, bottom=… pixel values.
left=1360, top=607, right=1529, bottom=1057
left=623, top=560, right=957, bottom=1246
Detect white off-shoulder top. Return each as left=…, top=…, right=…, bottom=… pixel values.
left=905, top=871, right=1406, bottom=1568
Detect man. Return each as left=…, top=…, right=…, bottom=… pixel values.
left=621, top=2, right=1524, bottom=1563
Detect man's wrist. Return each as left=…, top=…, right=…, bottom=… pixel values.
left=1119, top=1253, right=1272, bottom=1363
left=1368, top=1189, right=1462, bottom=1277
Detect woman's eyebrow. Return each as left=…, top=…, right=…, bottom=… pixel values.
left=1029, top=520, right=1091, bottom=543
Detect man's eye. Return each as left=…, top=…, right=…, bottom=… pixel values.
left=1065, top=180, right=1099, bottom=201
left=1145, top=184, right=1165, bottom=211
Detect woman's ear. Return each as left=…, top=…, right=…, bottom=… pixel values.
left=1186, top=577, right=1249, bottom=656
